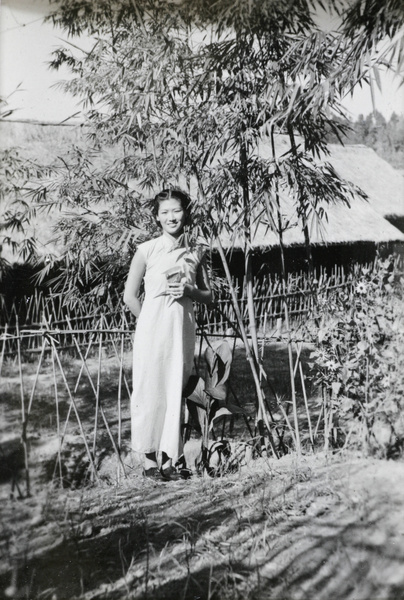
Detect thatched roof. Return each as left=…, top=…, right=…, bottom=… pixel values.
left=326, top=144, right=404, bottom=220
left=217, top=135, right=404, bottom=250
left=255, top=135, right=404, bottom=220
left=218, top=194, right=404, bottom=251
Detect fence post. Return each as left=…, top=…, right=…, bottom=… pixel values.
left=92, top=316, right=104, bottom=463
left=66, top=317, right=127, bottom=479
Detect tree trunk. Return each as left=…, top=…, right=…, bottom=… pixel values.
left=269, top=127, right=302, bottom=455
left=287, top=124, right=314, bottom=276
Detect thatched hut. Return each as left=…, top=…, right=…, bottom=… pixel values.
left=1, top=121, right=403, bottom=277
left=215, top=139, right=404, bottom=277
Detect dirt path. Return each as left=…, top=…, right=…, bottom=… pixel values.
left=1, top=451, right=404, bottom=600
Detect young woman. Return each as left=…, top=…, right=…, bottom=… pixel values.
left=124, top=189, right=212, bottom=481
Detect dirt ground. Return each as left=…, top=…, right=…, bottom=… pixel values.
left=1, top=451, right=404, bottom=600
left=1, top=344, right=404, bottom=599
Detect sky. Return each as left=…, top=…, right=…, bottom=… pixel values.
left=1, top=0, right=403, bottom=124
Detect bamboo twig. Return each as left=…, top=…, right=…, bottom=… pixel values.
left=25, top=335, right=47, bottom=425
left=56, top=320, right=99, bottom=457
left=276, top=398, right=297, bottom=448
left=93, top=316, right=104, bottom=461
left=0, top=324, right=8, bottom=379
left=299, top=361, right=314, bottom=451
left=116, top=311, right=126, bottom=483
left=16, top=317, right=30, bottom=497
left=118, top=311, right=125, bottom=451
left=314, top=401, right=324, bottom=439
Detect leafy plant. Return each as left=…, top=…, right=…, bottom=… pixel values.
left=183, top=340, right=247, bottom=474
left=0, top=148, right=40, bottom=272
left=308, top=255, right=404, bottom=456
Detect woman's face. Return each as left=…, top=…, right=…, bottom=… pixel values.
left=156, top=197, right=186, bottom=238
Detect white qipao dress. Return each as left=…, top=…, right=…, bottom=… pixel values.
left=130, top=234, right=203, bottom=462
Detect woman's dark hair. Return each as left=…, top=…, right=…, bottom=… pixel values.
left=151, top=188, right=192, bottom=226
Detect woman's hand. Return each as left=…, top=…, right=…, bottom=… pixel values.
left=167, top=281, right=192, bottom=299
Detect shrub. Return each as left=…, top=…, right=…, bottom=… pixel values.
left=308, top=255, right=404, bottom=457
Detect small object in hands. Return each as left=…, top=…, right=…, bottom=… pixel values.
left=165, top=266, right=186, bottom=302
left=165, top=266, right=183, bottom=283
left=154, top=266, right=185, bottom=299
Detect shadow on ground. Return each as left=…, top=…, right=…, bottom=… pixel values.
left=1, top=453, right=404, bottom=600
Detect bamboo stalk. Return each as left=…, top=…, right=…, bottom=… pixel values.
left=117, top=310, right=125, bottom=453
left=323, top=386, right=330, bottom=450
left=99, top=405, right=127, bottom=478
left=276, top=398, right=297, bottom=448
left=313, top=399, right=324, bottom=439
left=51, top=345, right=63, bottom=486
left=25, top=294, right=33, bottom=324
left=325, top=398, right=334, bottom=451
left=215, top=236, right=279, bottom=459
left=260, top=312, right=268, bottom=367
left=93, top=316, right=104, bottom=461
left=299, top=361, right=314, bottom=451
left=16, top=316, right=30, bottom=497
left=24, top=334, right=47, bottom=432
left=269, top=127, right=302, bottom=456
left=292, top=341, right=304, bottom=379
left=0, top=324, right=8, bottom=380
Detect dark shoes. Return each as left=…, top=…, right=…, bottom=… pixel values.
left=143, top=467, right=167, bottom=482
left=143, top=465, right=191, bottom=482
left=160, top=466, right=183, bottom=481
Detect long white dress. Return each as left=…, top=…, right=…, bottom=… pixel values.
left=130, top=234, right=203, bottom=463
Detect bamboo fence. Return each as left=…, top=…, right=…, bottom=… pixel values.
left=0, top=266, right=354, bottom=497
left=1, top=313, right=132, bottom=498
left=1, top=265, right=352, bottom=352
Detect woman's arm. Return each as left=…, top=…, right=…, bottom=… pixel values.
left=184, top=258, right=212, bottom=305
left=123, top=250, right=146, bottom=317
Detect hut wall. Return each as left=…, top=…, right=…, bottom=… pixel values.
left=212, top=241, right=404, bottom=280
